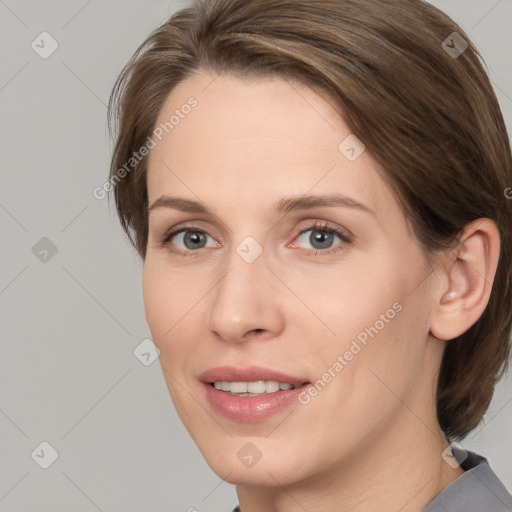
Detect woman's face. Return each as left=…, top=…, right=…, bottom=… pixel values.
left=144, top=70, right=444, bottom=486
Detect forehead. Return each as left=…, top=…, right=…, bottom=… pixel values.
left=146, top=70, right=394, bottom=221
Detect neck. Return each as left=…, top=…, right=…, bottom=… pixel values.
left=236, top=406, right=464, bottom=512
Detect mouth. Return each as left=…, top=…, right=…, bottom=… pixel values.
left=199, top=366, right=311, bottom=422
left=210, top=380, right=304, bottom=397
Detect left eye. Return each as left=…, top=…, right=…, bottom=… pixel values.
left=295, top=227, right=344, bottom=251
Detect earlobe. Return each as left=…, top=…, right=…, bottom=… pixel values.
left=430, top=218, right=500, bottom=341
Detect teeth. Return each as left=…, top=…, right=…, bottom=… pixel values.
left=247, top=381, right=266, bottom=393
left=265, top=381, right=280, bottom=393
left=230, top=382, right=249, bottom=393
left=213, top=380, right=296, bottom=395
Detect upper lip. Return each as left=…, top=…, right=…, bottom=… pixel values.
left=199, top=366, right=309, bottom=386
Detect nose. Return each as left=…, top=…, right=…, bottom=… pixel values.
left=207, top=252, right=285, bottom=344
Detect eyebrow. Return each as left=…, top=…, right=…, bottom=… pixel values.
left=147, top=193, right=375, bottom=217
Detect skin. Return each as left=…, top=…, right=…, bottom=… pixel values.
left=143, top=70, right=499, bottom=511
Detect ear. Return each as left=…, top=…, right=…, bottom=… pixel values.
left=430, top=218, right=500, bottom=341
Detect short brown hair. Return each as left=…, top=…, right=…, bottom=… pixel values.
left=108, top=0, right=512, bottom=440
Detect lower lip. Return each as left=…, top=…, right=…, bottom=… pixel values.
left=203, top=382, right=308, bottom=422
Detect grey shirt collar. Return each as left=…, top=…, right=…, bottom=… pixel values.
left=424, top=449, right=512, bottom=512
left=232, top=450, right=512, bottom=512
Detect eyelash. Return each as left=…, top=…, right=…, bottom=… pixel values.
left=157, top=220, right=353, bottom=257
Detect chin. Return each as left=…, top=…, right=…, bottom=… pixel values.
left=207, top=457, right=300, bottom=487
left=192, top=434, right=310, bottom=487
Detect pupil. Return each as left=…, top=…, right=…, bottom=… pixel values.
left=311, top=230, right=333, bottom=249
left=184, top=231, right=206, bottom=249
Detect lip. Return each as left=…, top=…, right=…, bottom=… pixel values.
left=199, top=365, right=307, bottom=386
left=200, top=366, right=310, bottom=422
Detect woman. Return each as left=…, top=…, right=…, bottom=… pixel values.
left=107, top=0, right=512, bottom=510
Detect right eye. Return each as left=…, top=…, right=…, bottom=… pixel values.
left=160, top=227, right=220, bottom=255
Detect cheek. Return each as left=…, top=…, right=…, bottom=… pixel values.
left=142, top=263, right=167, bottom=340
left=143, top=262, right=200, bottom=412
left=142, top=261, right=197, bottom=353
left=304, top=249, right=429, bottom=377
left=325, top=281, right=432, bottom=419
left=296, top=261, right=408, bottom=342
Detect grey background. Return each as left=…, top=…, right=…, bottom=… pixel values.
left=1, top=1, right=511, bottom=510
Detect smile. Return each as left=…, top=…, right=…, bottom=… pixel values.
left=212, top=380, right=297, bottom=396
